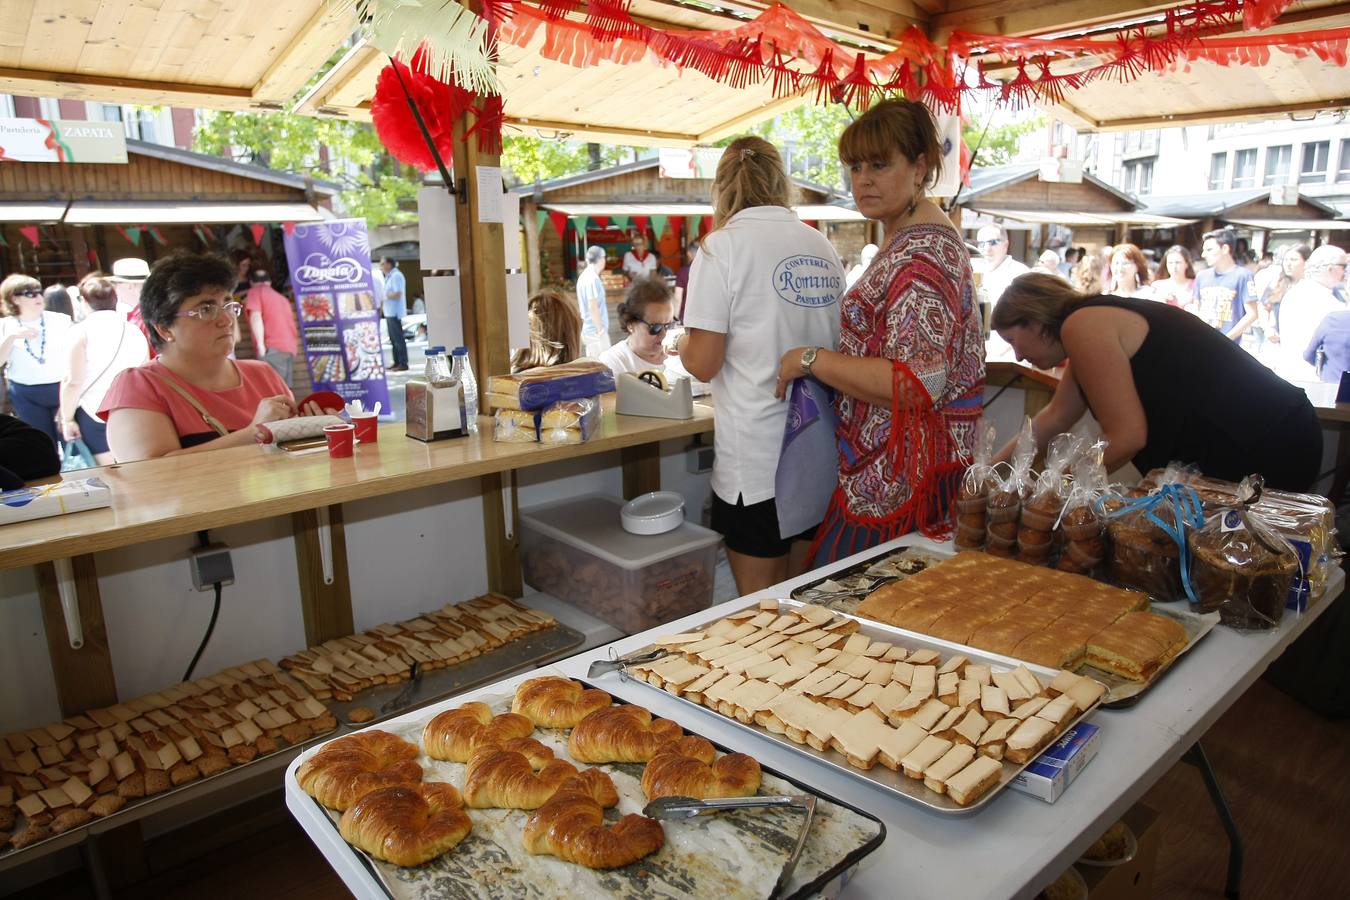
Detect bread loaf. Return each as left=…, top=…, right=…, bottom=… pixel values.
left=512, top=677, right=611, bottom=728
left=294, top=731, right=422, bottom=811
left=641, top=747, right=761, bottom=800
left=422, top=702, right=533, bottom=762
left=566, top=705, right=686, bottom=764
left=522, top=770, right=663, bottom=869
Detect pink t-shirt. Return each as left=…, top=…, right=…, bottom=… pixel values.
left=244, top=284, right=300, bottom=355
left=98, top=359, right=291, bottom=448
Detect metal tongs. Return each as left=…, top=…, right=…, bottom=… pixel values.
left=379, top=661, right=422, bottom=715
left=586, top=646, right=669, bottom=680
left=642, top=795, right=817, bottom=899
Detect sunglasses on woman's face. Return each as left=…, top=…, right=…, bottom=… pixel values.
left=15, top=289, right=42, bottom=298
left=640, top=319, right=676, bottom=336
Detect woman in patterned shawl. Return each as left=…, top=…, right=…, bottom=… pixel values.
left=776, top=99, right=986, bottom=565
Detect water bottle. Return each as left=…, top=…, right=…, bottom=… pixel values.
left=452, top=346, right=479, bottom=433
left=425, top=345, right=447, bottom=382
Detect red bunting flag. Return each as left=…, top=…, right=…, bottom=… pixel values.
left=250, top=224, right=266, bottom=245
left=548, top=210, right=569, bottom=239
left=592, top=215, right=609, bottom=230
left=282, top=222, right=297, bottom=236
left=18, top=226, right=41, bottom=247
left=148, top=226, right=167, bottom=244
left=632, top=215, right=649, bottom=236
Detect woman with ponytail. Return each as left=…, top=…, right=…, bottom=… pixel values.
left=775, top=99, right=985, bottom=566
left=672, top=135, right=844, bottom=593
left=990, top=272, right=1320, bottom=490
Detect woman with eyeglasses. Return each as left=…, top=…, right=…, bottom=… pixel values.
left=597, top=277, right=682, bottom=378
left=674, top=136, right=843, bottom=593
left=1, top=273, right=74, bottom=447
left=99, top=253, right=314, bottom=461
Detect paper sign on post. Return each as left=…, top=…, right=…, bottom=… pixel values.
left=475, top=166, right=504, bottom=223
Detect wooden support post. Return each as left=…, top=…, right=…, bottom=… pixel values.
left=481, top=471, right=522, bottom=597
left=36, top=555, right=118, bottom=715
left=622, top=444, right=662, bottom=500
left=449, top=60, right=520, bottom=595
left=522, top=198, right=542, bottom=294
left=291, top=505, right=355, bottom=645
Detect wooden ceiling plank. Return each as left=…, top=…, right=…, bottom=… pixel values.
left=253, top=0, right=355, bottom=102
left=0, top=65, right=255, bottom=106
left=0, top=0, right=37, bottom=58
left=931, top=0, right=1181, bottom=41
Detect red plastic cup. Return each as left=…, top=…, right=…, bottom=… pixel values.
left=351, top=413, right=378, bottom=443
left=324, top=423, right=355, bottom=458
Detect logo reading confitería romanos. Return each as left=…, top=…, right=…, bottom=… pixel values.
left=773, top=255, right=841, bottom=308
left=294, top=254, right=365, bottom=287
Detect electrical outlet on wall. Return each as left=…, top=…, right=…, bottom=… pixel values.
left=685, top=444, right=714, bottom=475
left=189, top=543, right=234, bottom=592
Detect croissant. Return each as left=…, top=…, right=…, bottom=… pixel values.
left=462, top=743, right=580, bottom=809
left=512, top=676, right=611, bottom=728
left=295, top=730, right=422, bottom=810
left=422, top=702, right=534, bottom=762
left=523, top=771, right=663, bottom=869
left=338, top=782, right=472, bottom=867
left=641, top=748, right=763, bottom=801
left=568, top=705, right=692, bottom=763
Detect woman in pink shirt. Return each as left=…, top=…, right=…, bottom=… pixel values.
left=100, top=254, right=311, bottom=460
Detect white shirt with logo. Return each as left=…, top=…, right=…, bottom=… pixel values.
left=683, top=206, right=843, bottom=506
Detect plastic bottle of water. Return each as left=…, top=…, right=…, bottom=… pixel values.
left=451, top=346, right=479, bottom=433
left=425, top=345, right=448, bottom=383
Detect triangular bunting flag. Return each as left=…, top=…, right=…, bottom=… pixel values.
left=592, top=215, right=609, bottom=230
left=650, top=215, right=668, bottom=238
left=118, top=225, right=142, bottom=246
left=610, top=215, right=630, bottom=233
left=0, top=231, right=7, bottom=247
left=19, top=225, right=40, bottom=247
left=536, top=210, right=549, bottom=233
left=548, top=210, right=568, bottom=238
left=250, top=224, right=266, bottom=245
left=701, top=215, right=713, bottom=235
left=87, top=248, right=99, bottom=267
left=148, top=226, right=167, bottom=244
left=632, top=215, right=649, bottom=236
left=282, top=222, right=297, bottom=236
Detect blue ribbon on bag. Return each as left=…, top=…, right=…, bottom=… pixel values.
left=1097, top=483, right=1205, bottom=604
left=775, top=377, right=838, bottom=540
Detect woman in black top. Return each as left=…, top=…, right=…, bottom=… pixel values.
left=990, top=273, right=1321, bottom=491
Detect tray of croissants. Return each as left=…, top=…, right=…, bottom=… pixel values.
left=286, top=674, right=885, bottom=900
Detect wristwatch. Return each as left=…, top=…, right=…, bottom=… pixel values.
left=800, top=347, right=819, bottom=376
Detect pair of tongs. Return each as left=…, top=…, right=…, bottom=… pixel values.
left=643, top=794, right=817, bottom=899
left=586, top=646, right=669, bottom=680
left=379, top=661, right=422, bottom=716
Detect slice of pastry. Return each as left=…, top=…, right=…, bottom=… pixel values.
left=1005, top=717, right=1058, bottom=765
left=923, top=745, right=978, bottom=795
left=947, top=756, right=1004, bottom=807
left=876, top=720, right=929, bottom=771
left=900, top=736, right=953, bottom=779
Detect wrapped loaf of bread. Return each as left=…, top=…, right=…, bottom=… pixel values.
left=1056, top=442, right=1109, bottom=575
left=493, top=408, right=539, bottom=443
left=1018, top=433, right=1080, bottom=565
left=986, top=417, right=1036, bottom=557
left=1103, top=467, right=1205, bottom=601
left=954, top=423, right=996, bottom=550
left=487, top=361, right=615, bottom=411
left=539, top=397, right=600, bottom=446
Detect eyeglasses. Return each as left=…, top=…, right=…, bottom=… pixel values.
left=175, top=301, right=243, bottom=322
left=14, top=288, right=42, bottom=298
left=640, top=319, right=677, bottom=336
left=977, top=240, right=1000, bottom=248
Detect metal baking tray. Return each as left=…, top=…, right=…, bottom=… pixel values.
left=326, top=623, right=585, bottom=726
left=603, top=598, right=1105, bottom=816
left=789, top=542, right=1220, bottom=708
left=295, top=688, right=885, bottom=900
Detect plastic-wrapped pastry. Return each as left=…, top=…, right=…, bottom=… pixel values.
left=539, top=397, right=600, bottom=446
left=954, top=423, right=995, bottom=550
left=493, top=409, right=539, bottom=443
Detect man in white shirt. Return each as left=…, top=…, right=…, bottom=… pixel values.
left=977, top=224, right=1029, bottom=303
left=621, top=234, right=659, bottom=282
left=576, top=245, right=611, bottom=358
left=844, top=243, right=878, bottom=289
left=1279, top=244, right=1349, bottom=382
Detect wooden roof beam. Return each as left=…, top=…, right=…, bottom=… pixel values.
left=931, top=0, right=1182, bottom=43
left=253, top=5, right=359, bottom=104
left=0, top=66, right=261, bottom=110
left=639, top=0, right=927, bottom=45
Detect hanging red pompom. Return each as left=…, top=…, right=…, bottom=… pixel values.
left=371, top=47, right=471, bottom=172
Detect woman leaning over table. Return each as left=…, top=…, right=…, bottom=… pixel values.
left=99, top=253, right=326, bottom=461
left=673, top=135, right=843, bottom=594
left=59, top=274, right=150, bottom=466
left=991, top=273, right=1320, bottom=491
left=0, top=273, right=73, bottom=447
left=775, top=99, right=985, bottom=566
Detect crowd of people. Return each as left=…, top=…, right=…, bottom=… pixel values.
left=984, top=226, right=1349, bottom=385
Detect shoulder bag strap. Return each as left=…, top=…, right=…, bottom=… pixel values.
left=145, top=367, right=231, bottom=436
left=75, top=320, right=129, bottom=407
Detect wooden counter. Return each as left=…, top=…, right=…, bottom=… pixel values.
left=0, top=398, right=714, bottom=572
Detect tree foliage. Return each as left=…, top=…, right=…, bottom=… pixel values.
left=194, top=111, right=420, bottom=227
left=961, top=114, right=1045, bottom=167
left=747, top=102, right=856, bottom=189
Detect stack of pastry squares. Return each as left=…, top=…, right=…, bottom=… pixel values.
left=632, top=599, right=1107, bottom=808
left=855, top=552, right=1175, bottom=682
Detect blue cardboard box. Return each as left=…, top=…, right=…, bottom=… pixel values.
left=1009, top=721, right=1100, bottom=803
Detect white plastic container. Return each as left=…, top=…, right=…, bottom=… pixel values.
left=621, top=491, right=686, bottom=535
left=520, top=494, right=719, bottom=634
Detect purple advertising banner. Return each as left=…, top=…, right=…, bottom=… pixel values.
left=281, top=218, right=391, bottom=414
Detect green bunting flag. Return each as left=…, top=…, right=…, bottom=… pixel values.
left=650, top=214, right=668, bottom=238
left=536, top=210, right=548, bottom=233
left=610, top=214, right=630, bottom=233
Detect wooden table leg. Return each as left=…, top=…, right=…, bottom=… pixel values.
left=292, top=505, right=355, bottom=645
left=36, top=555, right=118, bottom=715
left=622, top=442, right=661, bottom=500
left=481, top=471, right=522, bottom=597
